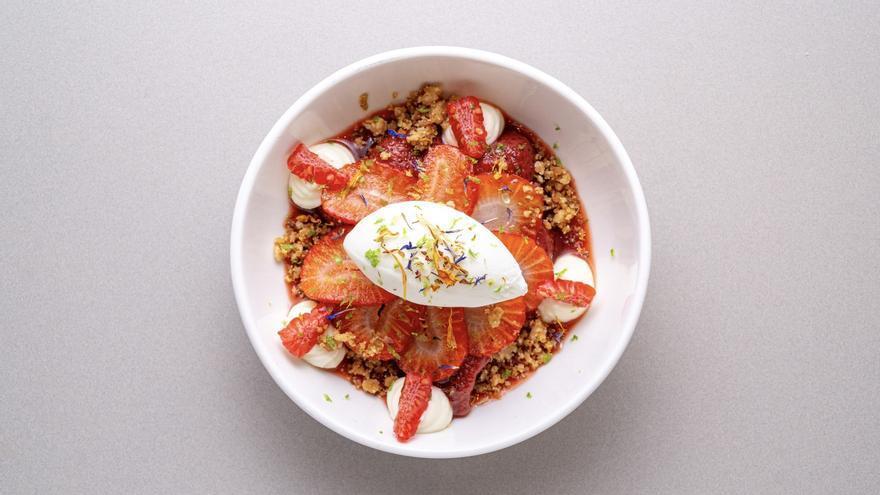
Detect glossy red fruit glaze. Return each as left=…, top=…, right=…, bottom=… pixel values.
left=444, top=355, right=491, bottom=417
left=475, top=131, right=535, bottom=178
left=368, top=135, right=419, bottom=172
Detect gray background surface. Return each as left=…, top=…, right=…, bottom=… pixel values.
left=2, top=1, right=878, bottom=493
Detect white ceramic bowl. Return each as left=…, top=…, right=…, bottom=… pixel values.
left=230, top=47, right=650, bottom=458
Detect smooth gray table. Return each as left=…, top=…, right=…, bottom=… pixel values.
left=2, top=1, right=878, bottom=493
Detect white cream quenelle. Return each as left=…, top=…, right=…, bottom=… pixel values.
left=537, top=253, right=595, bottom=323
left=343, top=201, right=527, bottom=308
left=442, top=102, right=504, bottom=147
left=282, top=300, right=346, bottom=368
left=386, top=377, right=452, bottom=434
left=288, top=142, right=355, bottom=210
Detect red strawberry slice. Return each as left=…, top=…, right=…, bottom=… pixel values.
left=496, top=233, right=554, bottom=311
left=299, top=228, right=396, bottom=306
left=393, top=373, right=432, bottom=442
left=537, top=280, right=596, bottom=307
left=475, top=131, right=535, bottom=178
left=287, top=143, right=348, bottom=190
left=398, top=306, right=469, bottom=382
left=534, top=221, right=555, bottom=259
left=470, top=173, right=543, bottom=237
left=413, top=144, right=477, bottom=214
left=463, top=296, right=526, bottom=357
left=368, top=135, right=419, bottom=172
left=447, top=96, right=488, bottom=158
left=335, top=299, right=419, bottom=360
left=278, top=304, right=333, bottom=357
left=444, top=355, right=490, bottom=417
left=321, top=160, right=417, bottom=224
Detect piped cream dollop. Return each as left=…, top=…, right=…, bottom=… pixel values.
left=386, top=377, right=452, bottom=434
left=343, top=201, right=526, bottom=308
left=442, top=102, right=504, bottom=147
left=288, top=142, right=355, bottom=209
left=537, top=253, right=595, bottom=323
left=283, top=300, right=346, bottom=368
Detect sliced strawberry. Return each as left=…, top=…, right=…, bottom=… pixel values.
left=299, top=228, right=396, bottom=306
left=447, top=96, right=488, bottom=158
left=413, top=144, right=477, bottom=214
left=335, top=299, right=419, bottom=360
left=393, top=373, right=432, bottom=442
left=398, top=306, right=469, bottom=382
left=470, top=173, right=543, bottom=237
left=444, top=355, right=490, bottom=417
left=496, top=233, right=554, bottom=311
left=537, top=280, right=596, bottom=307
left=278, top=304, right=332, bottom=357
left=368, top=135, right=419, bottom=172
left=475, top=131, right=535, bottom=178
left=534, top=221, right=555, bottom=259
left=287, top=143, right=348, bottom=190
left=463, top=297, right=526, bottom=357
left=321, top=160, right=416, bottom=224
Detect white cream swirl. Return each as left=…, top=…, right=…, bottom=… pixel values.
left=288, top=142, right=355, bottom=210
left=537, top=253, right=595, bottom=323
left=386, top=377, right=452, bottom=434
left=442, top=102, right=504, bottom=147
left=283, top=300, right=346, bottom=368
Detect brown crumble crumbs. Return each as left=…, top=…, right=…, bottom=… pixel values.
left=273, top=212, right=335, bottom=295
left=472, top=318, right=565, bottom=404
left=533, top=151, right=579, bottom=233
left=358, top=92, right=369, bottom=111
left=362, top=115, right=387, bottom=136
left=390, top=83, right=447, bottom=151
left=358, top=84, right=447, bottom=152
left=339, top=353, right=402, bottom=396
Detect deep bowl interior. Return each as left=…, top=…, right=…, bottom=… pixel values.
left=230, top=47, right=650, bottom=458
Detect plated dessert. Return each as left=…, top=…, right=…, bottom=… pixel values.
left=273, top=84, right=595, bottom=442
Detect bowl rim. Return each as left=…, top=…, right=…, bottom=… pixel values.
left=230, top=46, right=651, bottom=458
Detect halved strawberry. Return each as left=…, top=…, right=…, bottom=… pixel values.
left=368, top=135, right=419, bottom=172
left=537, top=280, right=596, bottom=307
left=335, top=299, right=419, bottom=360
left=447, top=96, right=487, bottom=158
left=463, top=297, right=526, bottom=357
left=398, top=306, right=469, bottom=382
left=321, top=160, right=416, bottom=224
left=299, top=228, right=396, bottom=306
left=287, top=143, right=348, bottom=190
left=444, top=355, right=490, bottom=417
left=475, top=131, right=535, bottom=178
left=393, top=373, right=432, bottom=442
left=278, top=304, right=333, bottom=357
left=412, top=144, right=477, bottom=214
left=470, top=173, right=543, bottom=237
left=496, top=233, right=554, bottom=311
